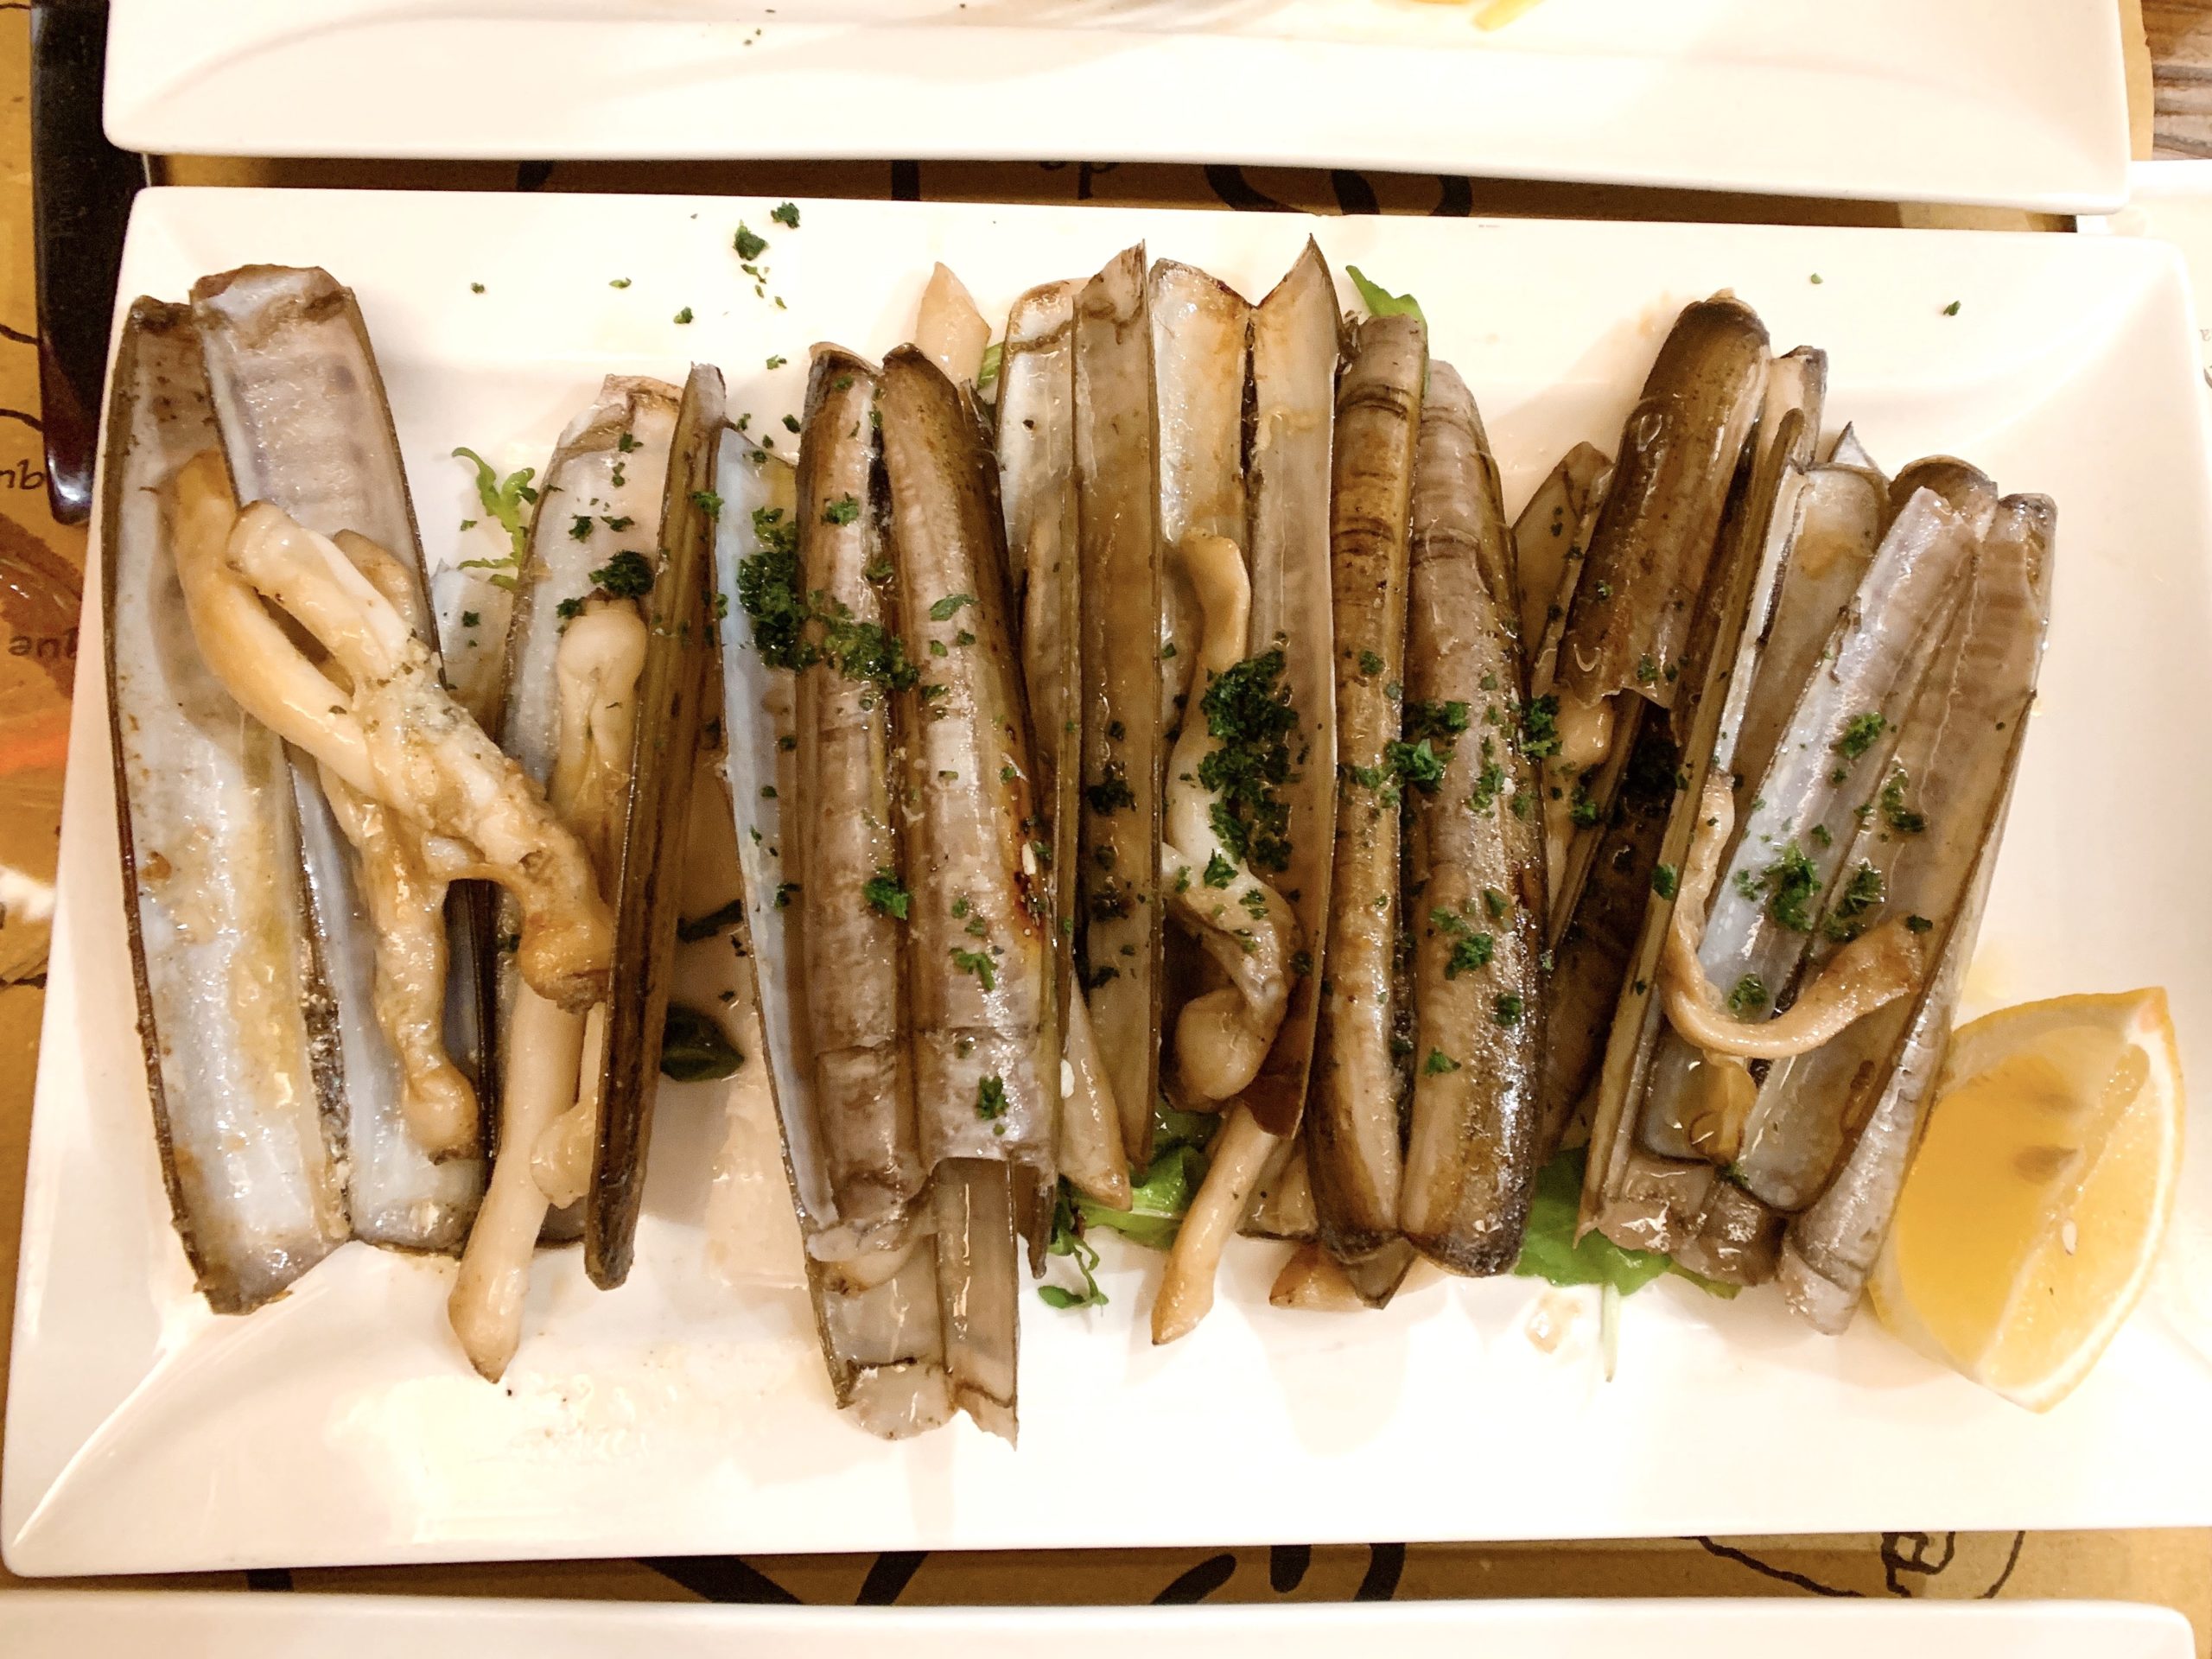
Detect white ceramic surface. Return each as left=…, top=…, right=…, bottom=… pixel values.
left=10, top=189, right=2212, bottom=1577
left=103, top=1, right=2128, bottom=212
left=0, top=1595, right=2197, bottom=1659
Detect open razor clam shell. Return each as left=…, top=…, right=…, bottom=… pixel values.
left=583, top=364, right=726, bottom=1289
left=1074, top=243, right=1166, bottom=1172
left=1306, top=311, right=1426, bottom=1302
left=1575, top=374, right=1798, bottom=1250
left=1240, top=238, right=1344, bottom=1143
left=1511, top=441, right=1609, bottom=674
left=998, top=279, right=1126, bottom=1205
left=105, top=300, right=349, bottom=1310
left=1632, top=483, right=1984, bottom=1175
left=191, top=263, right=484, bottom=1253
left=1398, top=360, right=1548, bottom=1274
left=880, top=343, right=1058, bottom=1437
left=715, top=436, right=955, bottom=1438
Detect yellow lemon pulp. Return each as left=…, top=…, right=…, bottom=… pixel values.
left=1872, top=989, right=2183, bottom=1412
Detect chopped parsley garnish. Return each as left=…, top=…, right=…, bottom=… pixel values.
left=618, top=431, right=640, bottom=454
left=1357, top=648, right=1385, bottom=677
left=1760, top=842, right=1821, bottom=931
left=690, top=490, right=722, bottom=519
left=589, top=550, right=655, bottom=599
left=817, top=601, right=918, bottom=690
left=770, top=201, right=800, bottom=229
left=1403, top=700, right=1471, bottom=746
left=976, top=1075, right=1007, bottom=1121
left=1727, top=974, right=1770, bottom=1017
left=1384, top=737, right=1447, bottom=795
left=1651, top=863, right=1679, bottom=900
left=950, top=946, right=998, bottom=992
left=861, top=868, right=911, bottom=920
left=1197, top=647, right=1298, bottom=874
left=1905, top=913, right=1935, bottom=934
left=1636, top=653, right=1659, bottom=686
left=782, top=414, right=801, bottom=433
left=1240, top=887, right=1270, bottom=919
left=608, top=276, right=632, bottom=289
left=1424, top=1049, right=1462, bottom=1076
left=569, top=514, right=594, bottom=541
left=1484, top=887, right=1510, bottom=920
left=1430, top=907, right=1497, bottom=980
left=774, top=880, right=800, bottom=910
left=1834, top=710, right=1888, bottom=760
left=930, top=593, right=976, bottom=622
left=736, top=506, right=810, bottom=670
left=1493, top=992, right=1525, bottom=1027
left=1823, top=861, right=1886, bottom=942
left=1880, top=768, right=1927, bottom=834
left=555, top=597, right=584, bottom=621
left=1943, top=300, right=1961, bottom=316
left=677, top=899, right=747, bottom=944
left=1203, top=851, right=1237, bottom=889
left=673, top=307, right=694, bottom=325
left=1520, top=694, right=1561, bottom=760
left=1467, top=737, right=1507, bottom=815
left=766, top=354, right=787, bottom=370
left=734, top=223, right=769, bottom=260
left=822, top=493, right=861, bottom=526
left=1086, top=762, right=1136, bottom=815
left=461, top=610, right=480, bottom=628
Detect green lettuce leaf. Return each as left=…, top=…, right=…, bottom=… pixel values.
left=1345, top=265, right=1427, bottom=330
left=1511, top=1143, right=1736, bottom=1299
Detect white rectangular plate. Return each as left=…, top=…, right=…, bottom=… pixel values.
left=10, top=188, right=2212, bottom=1576
left=103, top=1, right=2130, bottom=213
left=0, top=1594, right=2194, bottom=1659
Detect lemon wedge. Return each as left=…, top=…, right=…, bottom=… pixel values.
left=1871, top=988, right=2184, bottom=1411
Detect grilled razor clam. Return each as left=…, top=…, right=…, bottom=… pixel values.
left=1306, top=314, right=1426, bottom=1299
left=999, top=278, right=1128, bottom=1209
left=718, top=439, right=954, bottom=1436
left=1245, top=1140, right=1318, bottom=1241
left=1241, top=238, right=1343, bottom=1143
left=879, top=345, right=1055, bottom=1440
left=1160, top=533, right=1300, bottom=1103
left=170, top=453, right=614, bottom=1011
left=194, top=263, right=488, bottom=1235
left=1398, top=363, right=1547, bottom=1274
left=584, top=365, right=726, bottom=1288
left=106, top=302, right=349, bottom=1309
left=1636, top=484, right=1984, bottom=1171
left=1153, top=259, right=1250, bottom=734
left=449, top=595, right=645, bottom=1378
left=1575, top=386, right=1797, bottom=1255
left=1737, top=493, right=2052, bottom=1222
left=790, top=348, right=924, bottom=1241
left=1075, top=244, right=1167, bottom=1170
left=1541, top=298, right=1767, bottom=925
left=1512, top=441, right=1609, bottom=685
left=1828, top=423, right=1883, bottom=480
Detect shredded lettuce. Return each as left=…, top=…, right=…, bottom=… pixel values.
left=452, top=446, right=537, bottom=590
left=1345, top=265, right=1427, bottom=330
left=976, top=341, right=1002, bottom=388
left=1511, top=1143, right=1738, bottom=1300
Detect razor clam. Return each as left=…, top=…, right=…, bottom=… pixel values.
left=1152, top=258, right=1250, bottom=734
left=999, top=278, right=1127, bottom=1207
left=586, top=365, right=727, bottom=1288
left=1512, top=441, right=1609, bottom=686
left=1634, top=483, right=1984, bottom=1174
left=880, top=344, right=1056, bottom=1439
left=717, top=436, right=955, bottom=1437
left=1398, top=361, right=1548, bottom=1272
left=1075, top=245, right=1166, bottom=1170
left=789, top=347, right=922, bottom=1248
left=1306, top=313, right=1426, bottom=1304
left=1541, top=298, right=1768, bottom=929
left=1576, top=377, right=1796, bottom=1249
left=1827, top=423, right=1884, bottom=480
left=192, top=264, right=485, bottom=1250
left=1736, top=494, right=2052, bottom=1221
left=1240, top=239, right=1344, bottom=1141
left=105, top=301, right=349, bottom=1310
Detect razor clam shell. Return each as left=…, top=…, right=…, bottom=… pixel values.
left=1241, top=238, right=1343, bottom=1141
left=192, top=264, right=483, bottom=1253
left=105, top=300, right=348, bottom=1309
left=716, top=438, right=954, bottom=1433
left=792, top=348, right=922, bottom=1238
left=1554, top=296, right=1769, bottom=714
left=585, top=365, right=726, bottom=1289
left=1511, top=441, right=1609, bottom=677
left=999, top=278, right=1124, bottom=1201
left=1575, top=383, right=1795, bottom=1248
left=1827, top=422, right=1884, bottom=480
left=1735, top=493, right=2053, bottom=1216
left=1399, top=360, right=1547, bottom=1274
left=1635, top=484, right=1981, bottom=1166
left=880, top=344, right=1054, bottom=1438
left=1307, top=313, right=1426, bottom=1276
left=1074, top=245, right=1166, bottom=1170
